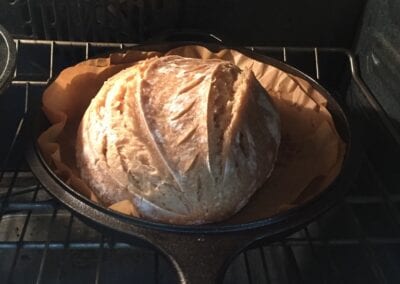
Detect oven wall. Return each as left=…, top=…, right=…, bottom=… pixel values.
left=0, top=0, right=366, bottom=47
left=179, top=0, right=366, bottom=47
left=349, top=0, right=400, bottom=199
left=355, top=0, right=400, bottom=132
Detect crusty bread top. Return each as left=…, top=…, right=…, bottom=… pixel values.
left=76, top=55, right=280, bottom=224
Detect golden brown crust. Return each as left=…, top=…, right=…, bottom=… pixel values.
left=76, top=55, right=280, bottom=224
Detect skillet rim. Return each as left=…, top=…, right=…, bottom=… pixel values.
left=26, top=40, right=357, bottom=234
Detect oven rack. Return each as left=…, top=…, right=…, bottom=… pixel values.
left=0, top=39, right=399, bottom=283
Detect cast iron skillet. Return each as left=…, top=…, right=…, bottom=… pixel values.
left=26, top=32, right=360, bottom=284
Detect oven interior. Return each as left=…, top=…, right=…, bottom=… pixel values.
left=0, top=0, right=400, bottom=283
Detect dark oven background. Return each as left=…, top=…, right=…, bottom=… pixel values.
left=0, top=0, right=400, bottom=283
left=0, top=0, right=365, bottom=46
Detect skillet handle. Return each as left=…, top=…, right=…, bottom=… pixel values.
left=145, top=29, right=226, bottom=45
left=148, top=231, right=258, bottom=284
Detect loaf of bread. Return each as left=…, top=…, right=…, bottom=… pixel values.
left=76, top=55, right=280, bottom=224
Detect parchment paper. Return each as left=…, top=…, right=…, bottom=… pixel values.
left=37, top=45, right=345, bottom=224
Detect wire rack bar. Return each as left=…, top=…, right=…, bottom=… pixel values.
left=55, top=214, right=74, bottom=284
left=314, top=47, right=320, bottom=80
left=95, top=235, right=105, bottom=284
left=35, top=207, right=58, bottom=284
left=6, top=185, right=40, bottom=283
left=0, top=119, right=25, bottom=181
left=0, top=185, right=41, bottom=200
left=258, top=247, right=271, bottom=284
left=243, top=251, right=253, bottom=284
left=2, top=200, right=57, bottom=212
left=0, top=168, right=25, bottom=224
left=303, top=227, right=326, bottom=283
left=281, top=240, right=304, bottom=283
left=0, top=237, right=400, bottom=251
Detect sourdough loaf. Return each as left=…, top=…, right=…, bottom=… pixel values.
left=76, top=55, right=280, bottom=224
